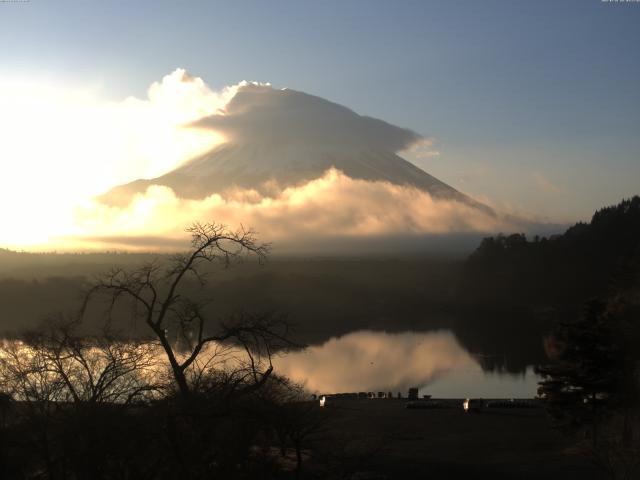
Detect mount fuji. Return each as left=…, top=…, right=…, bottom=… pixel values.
left=101, top=83, right=493, bottom=216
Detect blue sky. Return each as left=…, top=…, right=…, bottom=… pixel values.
left=1, top=0, right=639, bottom=222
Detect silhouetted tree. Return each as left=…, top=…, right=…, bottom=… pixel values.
left=82, top=222, right=294, bottom=400
left=73, top=223, right=303, bottom=479
left=0, top=392, right=13, bottom=479
left=536, top=275, right=640, bottom=479
left=537, top=299, right=621, bottom=446
left=259, top=377, right=326, bottom=479
left=0, top=317, right=163, bottom=479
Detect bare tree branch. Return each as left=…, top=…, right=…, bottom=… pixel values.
left=79, top=222, right=287, bottom=400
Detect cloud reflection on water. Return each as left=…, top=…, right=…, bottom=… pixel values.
left=274, top=330, right=473, bottom=393
left=274, top=330, right=540, bottom=398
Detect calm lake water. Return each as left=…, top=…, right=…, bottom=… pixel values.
left=274, top=330, right=541, bottom=398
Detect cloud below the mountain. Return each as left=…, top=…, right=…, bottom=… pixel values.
left=69, top=168, right=520, bottom=251
left=0, top=68, right=512, bottom=251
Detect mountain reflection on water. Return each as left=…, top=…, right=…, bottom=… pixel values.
left=274, top=330, right=540, bottom=398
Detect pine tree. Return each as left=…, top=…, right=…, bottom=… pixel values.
left=536, top=299, right=622, bottom=447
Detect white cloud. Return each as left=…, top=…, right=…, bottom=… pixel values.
left=192, top=83, right=423, bottom=152
left=400, top=137, right=440, bottom=159
left=66, top=168, right=520, bottom=251
left=0, top=69, right=234, bottom=248
left=0, top=69, right=532, bottom=252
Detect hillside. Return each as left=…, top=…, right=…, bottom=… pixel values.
left=100, top=84, right=492, bottom=215
left=459, top=196, right=640, bottom=308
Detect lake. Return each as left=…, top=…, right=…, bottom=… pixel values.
left=274, top=329, right=541, bottom=398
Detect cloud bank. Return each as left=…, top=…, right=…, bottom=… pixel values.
left=70, top=168, right=518, bottom=251
left=0, top=68, right=532, bottom=251
left=0, top=69, right=229, bottom=248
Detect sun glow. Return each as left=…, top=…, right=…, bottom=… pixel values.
left=1, top=70, right=508, bottom=252
left=0, top=71, right=227, bottom=249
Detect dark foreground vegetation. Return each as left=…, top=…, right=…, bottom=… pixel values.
left=462, top=197, right=640, bottom=478
left=0, top=197, right=638, bottom=479
left=461, top=196, right=640, bottom=308
left=0, top=224, right=327, bottom=479
left=313, top=398, right=598, bottom=480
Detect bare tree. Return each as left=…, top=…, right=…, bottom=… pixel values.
left=0, top=336, right=64, bottom=478
left=81, top=222, right=294, bottom=400
left=261, top=378, right=327, bottom=480
left=0, top=316, right=162, bottom=479
left=22, top=317, right=162, bottom=405
left=1, top=317, right=159, bottom=406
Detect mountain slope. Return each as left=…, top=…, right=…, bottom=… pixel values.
left=100, top=85, right=493, bottom=215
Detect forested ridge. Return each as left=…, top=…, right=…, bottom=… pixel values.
left=460, top=196, right=640, bottom=308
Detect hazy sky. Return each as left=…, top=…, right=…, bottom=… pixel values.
left=0, top=0, right=638, bottom=248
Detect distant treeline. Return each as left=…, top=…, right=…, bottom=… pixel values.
left=459, top=196, right=640, bottom=308
left=445, top=197, right=640, bottom=373
left=0, top=259, right=460, bottom=341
